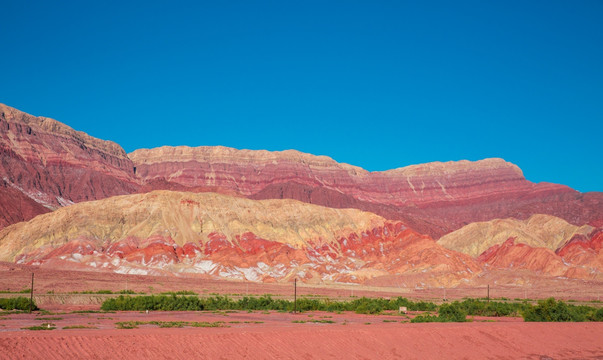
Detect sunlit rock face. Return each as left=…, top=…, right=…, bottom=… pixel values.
left=0, top=191, right=484, bottom=287
left=1, top=191, right=600, bottom=285
left=439, top=214, right=602, bottom=279
left=1, top=104, right=601, bottom=285
left=130, top=146, right=602, bottom=238
left=2, top=103, right=600, bottom=236
left=0, top=104, right=139, bottom=228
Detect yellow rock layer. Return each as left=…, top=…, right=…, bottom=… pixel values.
left=0, top=190, right=385, bottom=262
left=437, top=214, right=594, bottom=257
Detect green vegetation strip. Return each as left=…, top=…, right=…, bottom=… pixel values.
left=291, top=319, right=335, bottom=324
left=63, top=325, right=98, bottom=329
left=524, top=298, right=603, bottom=322
left=70, top=290, right=140, bottom=294
left=100, top=295, right=603, bottom=323
left=115, top=321, right=227, bottom=329
left=101, top=294, right=437, bottom=313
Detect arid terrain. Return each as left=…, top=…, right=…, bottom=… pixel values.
left=1, top=308, right=602, bottom=359
left=2, top=264, right=603, bottom=359
left=1, top=104, right=602, bottom=359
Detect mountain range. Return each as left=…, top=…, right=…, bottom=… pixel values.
left=1, top=103, right=601, bottom=287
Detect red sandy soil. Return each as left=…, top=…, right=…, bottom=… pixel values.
left=0, top=310, right=602, bottom=359
left=2, top=263, right=602, bottom=359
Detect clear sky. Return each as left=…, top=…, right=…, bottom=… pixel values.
left=1, top=1, right=602, bottom=192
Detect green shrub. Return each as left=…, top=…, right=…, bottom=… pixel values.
left=410, top=314, right=440, bottom=323
left=63, top=325, right=98, bottom=329
left=457, top=298, right=527, bottom=317
left=438, top=302, right=468, bottom=322
left=411, top=302, right=467, bottom=323
left=0, top=297, right=37, bottom=311
left=22, top=323, right=55, bottom=330
left=522, top=298, right=601, bottom=322
left=591, top=307, right=603, bottom=321
left=160, top=290, right=196, bottom=295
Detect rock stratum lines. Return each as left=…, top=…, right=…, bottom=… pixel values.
left=0, top=103, right=601, bottom=286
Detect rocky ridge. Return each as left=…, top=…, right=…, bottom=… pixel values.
left=130, top=146, right=602, bottom=238
left=0, top=103, right=601, bottom=285
left=0, top=104, right=138, bottom=227
left=0, top=191, right=599, bottom=285
left=0, top=191, right=481, bottom=285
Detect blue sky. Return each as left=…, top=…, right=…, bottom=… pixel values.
left=1, top=1, right=602, bottom=192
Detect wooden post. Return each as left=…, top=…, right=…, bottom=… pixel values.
left=29, top=273, right=34, bottom=313
left=294, top=278, right=297, bottom=314
left=487, top=284, right=490, bottom=302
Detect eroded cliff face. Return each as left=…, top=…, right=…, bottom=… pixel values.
left=129, top=146, right=533, bottom=206
left=1, top=104, right=601, bottom=285
left=0, top=104, right=139, bottom=227
left=0, top=190, right=483, bottom=286
left=438, top=214, right=602, bottom=279
left=1, top=191, right=599, bottom=285
left=2, top=104, right=600, bottom=238
left=438, top=214, right=595, bottom=257
left=129, top=146, right=602, bottom=238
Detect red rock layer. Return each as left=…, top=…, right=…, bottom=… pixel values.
left=478, top=238, right=568, bottom=276
left=555, top=229, right=603, bottom=272
left=13, top=224, right=481, bottom=285
left=477, top=236, right=601, bottom=280
left=0, top=179, right=50, bottom=228
left=130, top=146, right=602, bottom=238
left=0, top=104, right=139, bottom=227
left=0, top=188, right=482, bottom=286
left=1, top=103, right=601, bottom=243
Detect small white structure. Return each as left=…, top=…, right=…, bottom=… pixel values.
left=399, top=306, right=407, bottom=314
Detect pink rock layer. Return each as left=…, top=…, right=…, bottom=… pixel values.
left=14, top=222, right=485, bottom=286
left=130, top=146, right=603, bottom=238
left=1, top=103, right=601, bottom=242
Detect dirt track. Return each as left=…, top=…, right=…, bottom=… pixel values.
left=1, top=311, right=602, bottom=359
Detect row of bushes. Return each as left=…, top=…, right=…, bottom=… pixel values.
left=99, top=295, right=602, bottom=322
left=0, top=297, right=37, bottom=311
left=457, top=298, right=528, bottom=317
left=100, top=295, right=437, bottom=313
left=70, top=290, right=138, bottom=294
left=523, top=298, right=603, bottom=322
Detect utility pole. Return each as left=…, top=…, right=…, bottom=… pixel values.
left=487, top=284, right=490, bottom=303
left=294, top=278, right=297, bottom=314
left=29, top=273, right=34, bottom=313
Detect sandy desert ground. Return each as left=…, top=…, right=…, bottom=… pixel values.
left=1, top=310, right=602, bottom=359
left=1, top=263, right=603, bottom=359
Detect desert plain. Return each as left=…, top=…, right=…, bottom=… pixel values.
left=1, top=264, right=602, bottom=359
